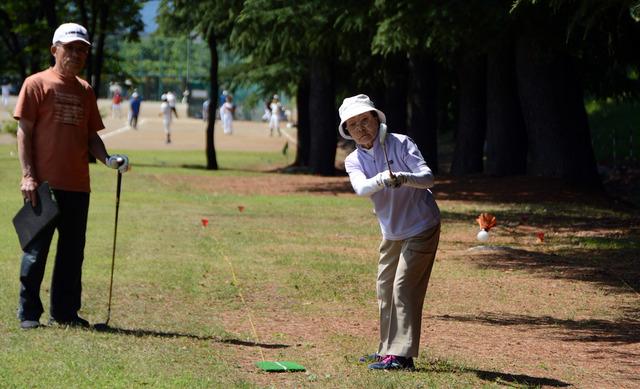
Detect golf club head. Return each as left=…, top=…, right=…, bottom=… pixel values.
left=93, top=323, right=111, bottom=331
left=378, top=123, right=388, bottom=145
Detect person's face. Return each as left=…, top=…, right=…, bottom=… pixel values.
left=51, top=41, right=90, bottom=76
left=345, top=111, right=379, bottom=148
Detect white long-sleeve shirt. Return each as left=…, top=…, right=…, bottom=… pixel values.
left=345, top=132, right=440, bottom=240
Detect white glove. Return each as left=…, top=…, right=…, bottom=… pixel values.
left=374, top=170, right=402, bottom=188
left=106, top=154, right=130, bottom=173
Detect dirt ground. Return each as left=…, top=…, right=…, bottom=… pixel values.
left=169, top=172, right=640, bottom=389
left=158, top=169, right=637, bottom=388
left=2, top=98, right=639, bottom=388
left=95, top=100, right=297, bottom=152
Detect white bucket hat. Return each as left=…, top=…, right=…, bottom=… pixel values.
left=52, top=23, right=91, bottom=46
left=337, top=94, right=386, bottom=140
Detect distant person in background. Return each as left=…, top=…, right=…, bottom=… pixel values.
left=1, top=82, right=10, bottom=106
left=261, top=99, right=271, bottom=122
left=159, top=94, right=172, bottom=144
left=108, top=81, right=120, bottom=98
left=165, top=91, right=178, bottom=118
left=128, top=92, right=141, bottom=129
left=202, top=99, right=210, bottom=121
left=111, top=90, right=122, bottom=118
left=219, top=94, right=234, bottom=135
left=219, top=89, right=228, bottom=108
left=182, top=89, right=189, bottom=104
left=269, top=94, right=282, bottom=137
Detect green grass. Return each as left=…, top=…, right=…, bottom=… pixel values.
left=0, top=143, right=637, bottom=388
left=586, top=98, right=640, bottom=165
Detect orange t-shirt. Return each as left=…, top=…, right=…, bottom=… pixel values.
left=14, top=68, right=104, bottom=192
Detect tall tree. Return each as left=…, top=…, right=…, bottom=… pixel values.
left=234, top=0, right=344, bottom=175
left=515, top=25, right=599, bottom=186
left=158, top=0, right=243, bottom=170
left=0, top=1, right=53, bottom=80
left=485, top=37, right=527, bottom=176
left=371, top=1, right=450, bottom=172
left=407, top=52, right=439, bottom=172
left=71, top=0, right=143, bottom=97
left=450, top=54, right=487, bottom=175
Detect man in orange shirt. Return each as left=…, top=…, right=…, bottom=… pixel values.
left=14, top=23, right=129, bottom=329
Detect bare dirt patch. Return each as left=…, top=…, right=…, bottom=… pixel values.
left=153, top=173, right=353, bottom=196
left=180, top=173, right=640, bottom=388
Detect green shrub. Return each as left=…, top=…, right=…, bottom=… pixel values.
left=1, top=119, right=17, bottom=136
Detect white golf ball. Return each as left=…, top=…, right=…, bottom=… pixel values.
left=476, top=229, right=489, bottom=242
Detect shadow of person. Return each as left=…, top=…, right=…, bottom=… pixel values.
left=92, top=324, right=289, bottom=349
left=416, top=365, right=570, bottom=387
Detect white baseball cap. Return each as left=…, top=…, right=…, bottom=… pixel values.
left=338, top=94, right=386, bottom=140
left=52, top=23, right=91, bottom=46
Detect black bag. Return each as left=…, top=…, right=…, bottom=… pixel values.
left=12, top=182, right=60, bottom=250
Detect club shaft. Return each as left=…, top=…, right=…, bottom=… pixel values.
left=106, top=171, right=122, bottom=325
left=381, top=142, right=395, bottom=178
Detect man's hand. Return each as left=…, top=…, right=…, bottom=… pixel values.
left=21, top=175, right=38, bottom=207
left=106, top=154, right=130, bottom=173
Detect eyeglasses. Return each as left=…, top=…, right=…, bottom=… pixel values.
left=345, top=117, right=370, bottom=133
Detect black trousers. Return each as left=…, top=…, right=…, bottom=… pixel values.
left=18, top=190, right=90, bottom=322
left=129, top=113, right=139, bottom=128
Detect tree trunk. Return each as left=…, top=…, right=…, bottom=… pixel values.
left=0, top=9, right=27, bottom=81
left=308, top=55, right=336, bottom=175
left=92, top=3, right=109, bottom=95
left=206, top=29, right=218, bottom=170
left=383, top=53, right=408, bottom=133
left=40, top=0, right=57, bottom=67
left=78, top=0, right=93, bottom=85
left=485, top=40, right=527, bottom=176
left=451, top=55, right=487, bottom=175
left=294, top=76, right=310, bottom=167
left=515, top=33, right=600, bottom=188
left=407, top=52, right=438, bottom=173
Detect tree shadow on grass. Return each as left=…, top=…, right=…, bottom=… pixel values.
left=472, top=369, right=571, bottom=387
left=468, top=246, right=640, bottom=299
left=91, top=325, right=289, bottom=349
left=133, top=162, right=259, bottom=173
left=433, top=312, right=640, bottom=344
left=420, top=363, right=570, bottom=387
left=433, top=174, right=610, bottom=206
left=295, top=180, right=353, bottom=195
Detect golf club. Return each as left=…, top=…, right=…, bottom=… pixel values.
left=379, top=123, right=395, bottom=179
left=94, top=170, right=122, bottom=331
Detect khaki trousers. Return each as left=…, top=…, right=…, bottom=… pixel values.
left=376, top=223, right=440, bottom=357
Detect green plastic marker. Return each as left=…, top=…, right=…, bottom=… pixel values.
left=256, top=361, right=306, bottom=372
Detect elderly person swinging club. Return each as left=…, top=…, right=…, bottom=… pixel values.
left=339, top=94, right=441, bottom=370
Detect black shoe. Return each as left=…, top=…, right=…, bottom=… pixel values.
left=368, top=355, right=415, bottom=371
left=20, top=320, right=40, bottom=329
left=48, top=316, right=90, bottom=328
